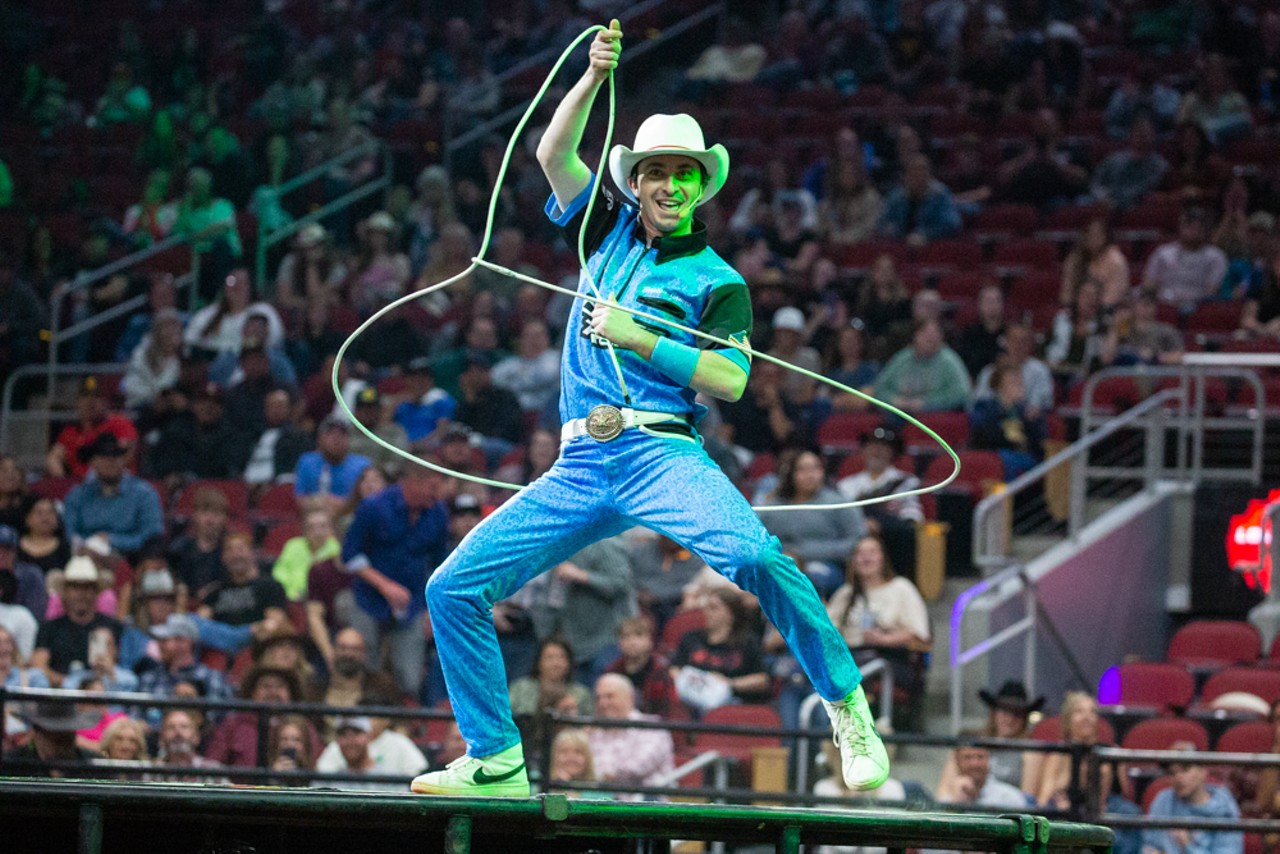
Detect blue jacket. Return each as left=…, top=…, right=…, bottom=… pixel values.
left=63, top=474, right=165, bottom=553
left=294, top=451, right=371, bottom=499
left=341, top=485, right=448, bottom=623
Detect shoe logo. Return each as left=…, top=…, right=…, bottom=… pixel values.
left=472, top=762, right=525, bottom=785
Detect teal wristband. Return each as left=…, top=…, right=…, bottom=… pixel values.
left=649, top=335, right=700, bottom=386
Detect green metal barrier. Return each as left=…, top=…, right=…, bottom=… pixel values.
left=0, top=780, right=1113, bottom=854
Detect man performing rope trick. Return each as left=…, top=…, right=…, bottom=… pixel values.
left=410, top=20, right=890, bottom=798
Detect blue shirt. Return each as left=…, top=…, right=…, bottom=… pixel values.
left=1143, top=784, right=1242, bottom=854
left=341, top=485, right=448, bottom=623
left=63, top=474, right=165, bottom=552
left=545, top=179, right=752, bottom=425
left=294, top=451, right=372, bottom=499
left=394, top=389, right=457, bottom=441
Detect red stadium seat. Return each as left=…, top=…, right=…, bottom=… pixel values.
left=815, top=411, right=884, bottom=453
left=913, top=239, right=983, bottom=270
left=745, top=452, right=777, bottom=482
left=254, top=483, right=299, bottom=523
left=1121, top=717, right=1210, bottom=753
left=825, top=240, right=909, bottom=269
left=1185, top=301, right=1244, bottom=337
left=261, top=521, right=303, bottom=559
left=923, top=450, right=1003, bottom=500
left=694, top=704, right=782, bottom=767
left=1108, top=661, right=1196, bottom=713
left=1215, top=720, right=1273, bottom=754
left=28, top=477, right=79, bottom=501
left=1199, top=667, right=1280, bottom=707
left=991, top=239, right=1060, bottom=271
left=903, top=411, right=970, bottom=456
left=1167, top=620, right=1262, bottom=669
left=1030, top=714, right=1116, bottom=744
left=972, top=204, right=1038, bottom=234
left=658, top=608, right=706, bottom=658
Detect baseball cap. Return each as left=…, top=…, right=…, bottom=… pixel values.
left=355, top=387, right=381, bottom=407
left=151, top=613, right=200, bottom=641
left=78, top=376, right=104, bottom=397
left=405, top=356, right=434, bottom=375
left=450, top=493, right=482, bottom=516
left=772, top=306, right=806, bottom=332
left=319, top=414, right=350, bottom=433
left=334, top=715, right=372, bottom=734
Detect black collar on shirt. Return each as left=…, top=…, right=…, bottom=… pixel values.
left=630, top=217, right=709, bottom=264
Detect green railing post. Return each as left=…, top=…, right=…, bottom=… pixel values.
left=777, top=825, right=802, bottom=854
left=444, top=815, right=472, bottom=854
left=78, top=803, right=103, bottom=854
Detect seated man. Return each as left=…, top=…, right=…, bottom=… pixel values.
left=314, top=708, right=428, bottom=791
left=835, top=427, right=921, bottom=576
left=294, top=416, right=372, bottom=515
left=30, top=557, right=122, bottom=687
left=933, top=736, right=1028, bottom=808
left=586, top=673, right=675, bottom=798
left=147, top=708, right=229, bottom=784
left=197, top=532, right=288, bottom=627
left=1142, top=208, right=1229, bottom=312
left=45, top=377, right=138, bottom=480
left=62, top=433, right=164, bottom=556
left=136, top=613, right=235, bottom=727
left=874, top=319, right=972, bottom=414
left=1143, top=743, right=1243, bottom=854
left=876, top=153, right=962, bottom=245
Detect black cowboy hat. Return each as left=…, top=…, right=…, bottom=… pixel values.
left=978, top=680, right=1045, bottom=714
left=25, top=700, right=101, bottom=732
left=77, top=432, right=130, bottom=465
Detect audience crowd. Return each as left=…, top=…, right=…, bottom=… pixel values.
left=0, top=0, right=1276, bottom=837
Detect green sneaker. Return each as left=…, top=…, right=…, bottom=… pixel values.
left=410, top=742, right=530, bottom=797
left=823, top=685, right=891, bottom=791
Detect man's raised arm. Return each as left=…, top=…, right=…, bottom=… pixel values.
left=535, top=19, right=621, bottom=208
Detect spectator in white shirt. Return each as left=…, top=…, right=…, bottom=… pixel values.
left=1142, top=208, right=1229, bottom=311
left=587, top=673, right=674, bottom=799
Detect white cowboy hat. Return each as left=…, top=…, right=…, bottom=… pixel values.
left=608, top=113, right=729, bottom=208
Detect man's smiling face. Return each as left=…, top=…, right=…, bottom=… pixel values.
left=629, top=154, right=704, bottom=240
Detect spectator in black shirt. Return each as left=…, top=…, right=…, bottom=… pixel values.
left=166, top=487, right=230, bottom=603
left=717, top=359, right=808, bottom=457
left=198, top=531, right=287, bottom=627
left=454, top=352, right=523, bottom=469
left=2, top=701, right=102, bottom=778
left=30, top=556, right=123, bottom=687
left=669, top=587, right=770, bottom=713
left=955, top=282, right=1007, bottom=379
left=148, top=382, right=241, bottom=482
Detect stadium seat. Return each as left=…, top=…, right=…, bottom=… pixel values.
left=913, top=238, right=983, bottom=270
left=28, top=477, right=79, bottom=501
left=254, top=483, right=299, bottom=524
left=1184, top=301, right=1244, bottom=337
left=902, top=411, right=970, bottom=456
left=971, top=204, right=1038, bottom=235
left=261, top=520, right=303, bottom=559
left=1030, top=714, right=1116, bottom=744
left=658, top=608, right=706, bottom=658
left=1107, top=661, right=1196, bottom=713
left=1215, top=720, right=1273, bottom=754
left=694, top=704, right=783, bottom=768
left=1198, top=667, right=1280, bottom=708
left=1167, top=620, right=1262, bottom=669
left=815, top=411, right=884, bottom=454
left=991, top=239, right=1060, bottom=271
left=1121, top=717, right=1210, bottom=753
left=923, top=450, right=1003, bottom=500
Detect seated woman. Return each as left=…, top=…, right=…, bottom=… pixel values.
left=757, top=449, right=868, bottom=599
left=969, top=361, right=1047, bottom=481
left=17, top=496, right=72, bottom=577
left=668, top=587, right=771, bottom=715
left=547, top=727, right=611, bottom=800
left=825, top=534, right=931, bottom=730
left=1026, top=690, right=1139, bottom=851
left=509, top=636, right=593, bottom=721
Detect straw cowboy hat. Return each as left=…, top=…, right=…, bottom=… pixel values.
left=608, top=113, right=729, bottom=207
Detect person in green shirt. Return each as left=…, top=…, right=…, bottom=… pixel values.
left=874, top=318, right=973, bottom=413
left=174, top=167, right=242, bottom=305
left=271, top=506, right=342, bottom=601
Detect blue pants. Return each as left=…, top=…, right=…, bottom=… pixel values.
left=426, top=430, right=863, bottom=757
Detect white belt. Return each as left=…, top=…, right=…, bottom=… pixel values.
left=561, top=405, right=684, bottom=442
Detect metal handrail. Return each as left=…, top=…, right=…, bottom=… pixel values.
left=0, top=362, right=128, bottom=455
left=45, top=234, right=194, bottom=400
left=253, top=140, right=393, bottom=296
left=972, top=389, right=1182, bottom=569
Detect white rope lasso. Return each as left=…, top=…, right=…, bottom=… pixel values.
left=332, top=25, right=960, bottom=512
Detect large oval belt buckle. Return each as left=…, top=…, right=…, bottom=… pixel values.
left=585, top=404, right=625, bottom=441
